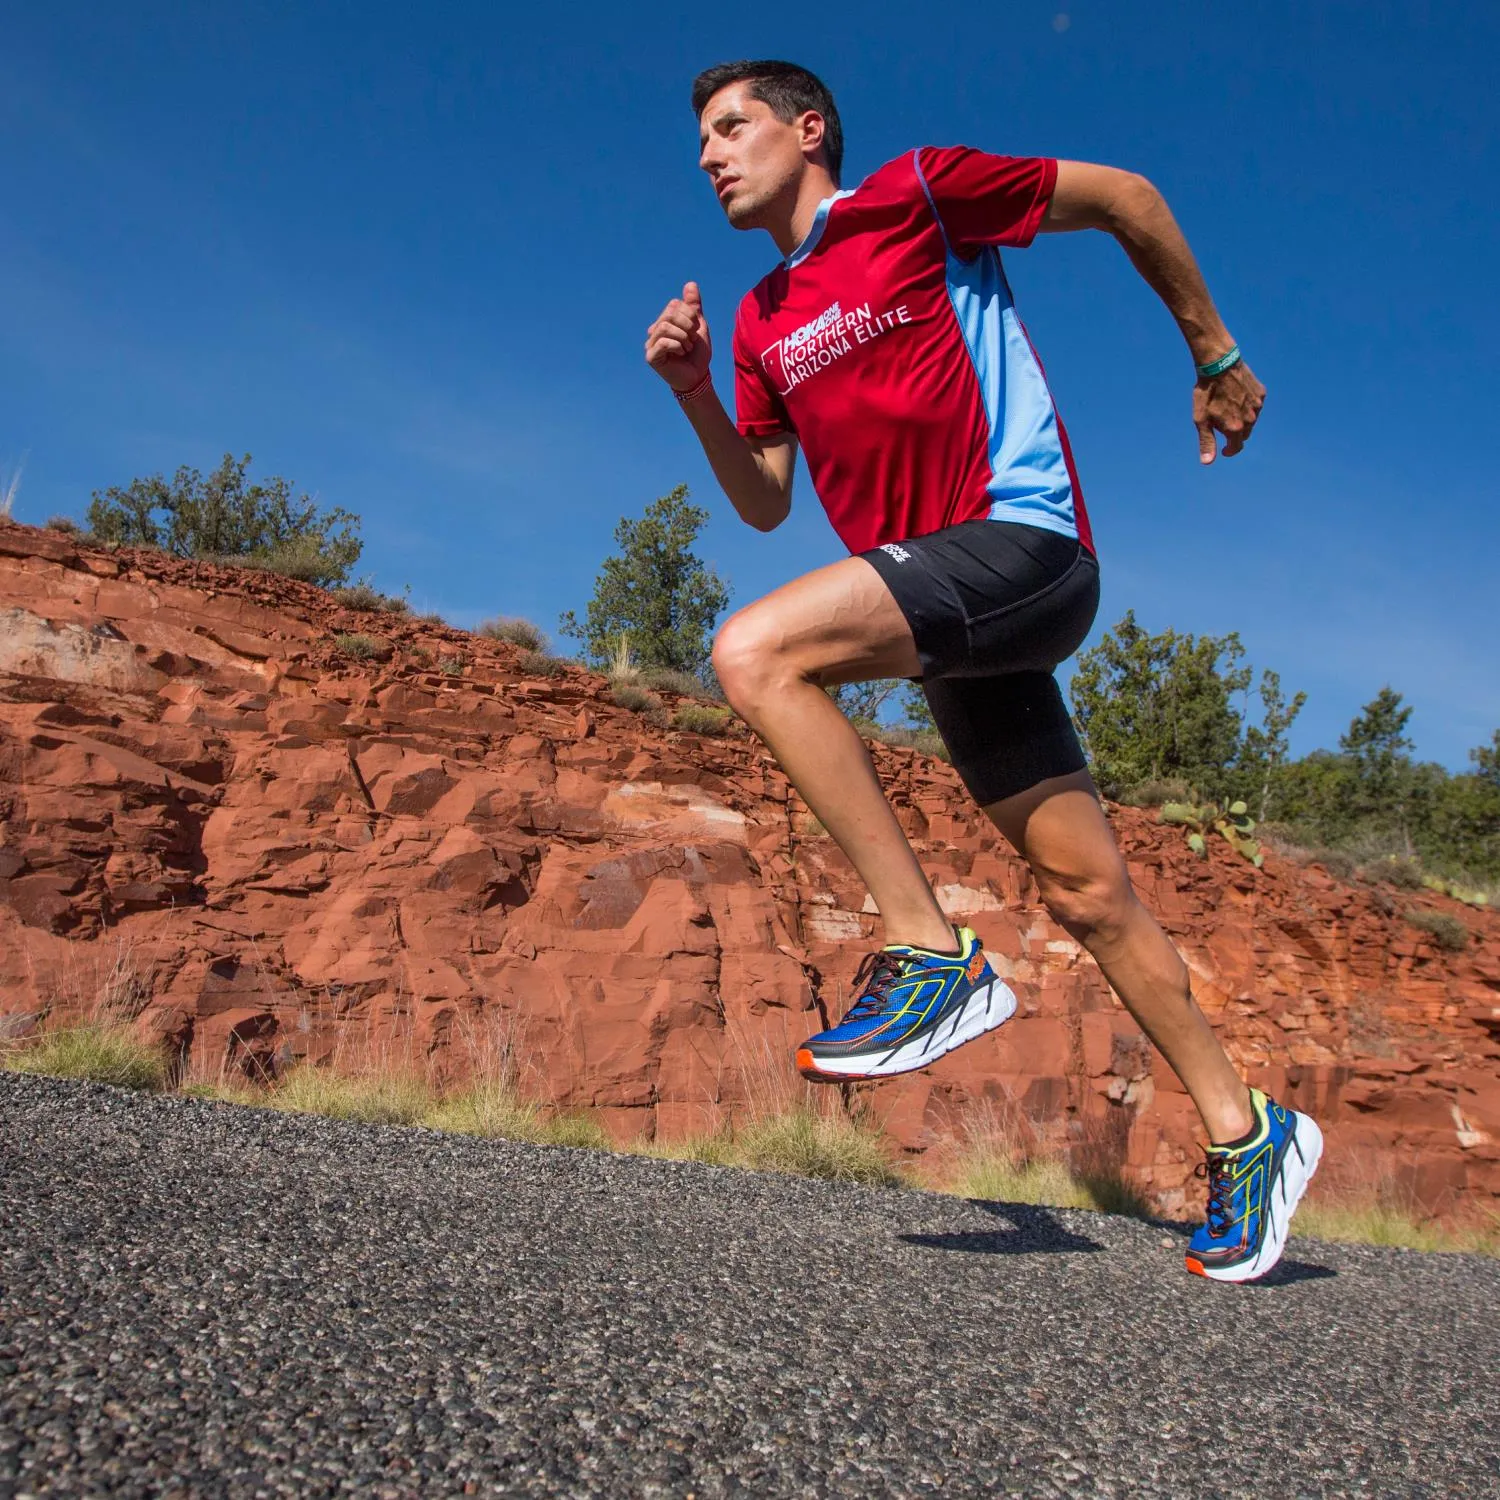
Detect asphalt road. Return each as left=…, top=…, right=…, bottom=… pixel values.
left=2, top=1074, right=1496, bottom=1498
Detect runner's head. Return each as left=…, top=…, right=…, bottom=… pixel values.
left=691, top=61, right=843, bottom=230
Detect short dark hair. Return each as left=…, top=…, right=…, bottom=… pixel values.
left=691, top=60, right=844, bottom=183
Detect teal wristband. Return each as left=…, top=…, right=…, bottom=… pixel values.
left=1197, top=345, right=1242, bottom=379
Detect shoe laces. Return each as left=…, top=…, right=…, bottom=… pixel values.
left=841, top=949, right=913, bottom=1022
left=1196, top=1150, right=1243, bottom=1237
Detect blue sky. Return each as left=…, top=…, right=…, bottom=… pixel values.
left=3, top=1, right=1495, bottom=768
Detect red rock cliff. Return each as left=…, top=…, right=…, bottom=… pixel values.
left=2, top=519, right=1496, bottom=1216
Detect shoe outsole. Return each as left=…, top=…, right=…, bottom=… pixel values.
left=1185, top=1111, right=1324, bottom=1283
left=796, top=972, right=1018, bottom=1082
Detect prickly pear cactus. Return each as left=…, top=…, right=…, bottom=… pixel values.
left=1159, top=798, right=1263, bottom=867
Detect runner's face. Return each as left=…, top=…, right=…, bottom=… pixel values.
left=698, top=85, right=812, bottom=229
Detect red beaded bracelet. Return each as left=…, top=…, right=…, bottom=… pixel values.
left=673, top=371, right=714, bottom=405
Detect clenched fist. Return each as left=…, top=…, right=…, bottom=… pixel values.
left=645, top=282, right=712, bottom=392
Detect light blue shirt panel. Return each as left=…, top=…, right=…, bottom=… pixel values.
left=943, top=248, right=1078, bottom=540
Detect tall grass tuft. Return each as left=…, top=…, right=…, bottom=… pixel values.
left=270, top=1065, right=434, bottom=1125
left=1296, top=1197, right=1499, bottom=1256
left=7, top=1025, right=168, bottom=1091
left=2, top=943, right=165, bottom=1091
left=733, top=1105, right=902, bottom=1186
left=939, top=1100, right=1152, bottom=1216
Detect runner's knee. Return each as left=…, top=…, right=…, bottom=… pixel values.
left=1032, top=865, right=1134, bottom=945
left=712, top=610, right=799, bottom=707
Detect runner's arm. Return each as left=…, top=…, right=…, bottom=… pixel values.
left=1039, top=161, right=1265, bottom=462
left=646, top=284, right=796, bottom=530
left=681, top=400, right=796, bottom=534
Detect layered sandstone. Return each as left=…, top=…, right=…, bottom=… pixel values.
left=2, top=518, right=1496, bottom=1216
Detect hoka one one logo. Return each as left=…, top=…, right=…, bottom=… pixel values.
left=881, top=543, right=911, bottom=563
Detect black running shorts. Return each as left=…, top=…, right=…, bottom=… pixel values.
left=862, top=519, right=1100, bottom=806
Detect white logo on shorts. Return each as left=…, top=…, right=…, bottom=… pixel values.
left=880, top=543, right=912, bottom=564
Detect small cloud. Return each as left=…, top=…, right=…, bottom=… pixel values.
left=1052, top=12, right=1072, bottom=31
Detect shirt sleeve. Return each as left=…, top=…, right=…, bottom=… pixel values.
left=732, top=310, right=794, bottom=438
left=915, top=145, right=1058, bottom=258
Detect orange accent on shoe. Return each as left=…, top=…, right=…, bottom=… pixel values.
left=967, top=949, right=986, bottom=982
left=1185, top=1256, right=1207, bottom=1277
left=795, top=1047, right=818, bottom=1075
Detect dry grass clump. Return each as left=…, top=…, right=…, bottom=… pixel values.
left=422, top=1076, right=608, bottom=1148
left=332, top=582, right=410, bottom=614
left=611, top=682, right=661, bottom=714
left=939, top=1103, right=1151, bottom=1217
left=641, top=666, right=718, bottom=700
left=438, top=655, right=466, bottom=677
left=1404, top=908, right=1470, bottom=952
left=641, top=1132, right=738, bottom=1167
left=1296, top=1190, right=1498, bottom=1257
left=270, top=1065, right=434, bottom=1125
left=45, top=515, right=84, bottom=535
left=607, top=634, right=641, bottom=685
left=671, top=703, right=732, bottom=736
left=1372, top=854, right=1425, bottom=890
left=236, top=535, right=349, bottom=585
left=518, top=650, right=569, bottom=678
left=731, top=1106, right=902, bottom=1186
left=478, top=616, right=546, bottom=651
left=334, top=632, right=386, bottom=661
left=1115, top=777, right=1196, bottom=809
left=869, top=725, right=951, bottom=762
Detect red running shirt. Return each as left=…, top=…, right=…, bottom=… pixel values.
left=732, top=146, right=1093, bottom=556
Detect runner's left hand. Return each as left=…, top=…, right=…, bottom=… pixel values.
left=1194, top=361, right=1266, bottom=464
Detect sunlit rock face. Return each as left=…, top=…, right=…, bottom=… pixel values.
left=2, top=517, right=1497, bottom=1218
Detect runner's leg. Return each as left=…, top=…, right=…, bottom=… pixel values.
left=711, top=555, right=957, bottom=953
left=983, top=770, right=1254, bottom=1144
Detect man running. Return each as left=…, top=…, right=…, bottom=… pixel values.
left=644, top=59, right=1320, bottom=1282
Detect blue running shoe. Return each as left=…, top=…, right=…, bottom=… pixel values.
left=1186, top=1088, right=1324, bottom=1282
left=796, top=927, right=1017, bottom=1081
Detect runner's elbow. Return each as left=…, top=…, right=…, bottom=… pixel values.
left=1104, top=171, right=1163, bottom=231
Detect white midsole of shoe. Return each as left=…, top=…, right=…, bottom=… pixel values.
left=806, top=974, right=1019, bottom=1078
left=1198, top=1112, right=1325, bottom=1283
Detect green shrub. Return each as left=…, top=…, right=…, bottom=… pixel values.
left=438, top=655, right=466, bottom=678
left=407, top=644, right=433, bottom=666
left=672, top=703, right=732, bottom=736
left=1405, top=909, right=1470, bottom=952
left=412, top=610, right=447, bottom=627
left=86, top=452, right=361, bottom=586
left=479, top=617, right=546, bottom=651
left=334, top=633, right=386, bottom=661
